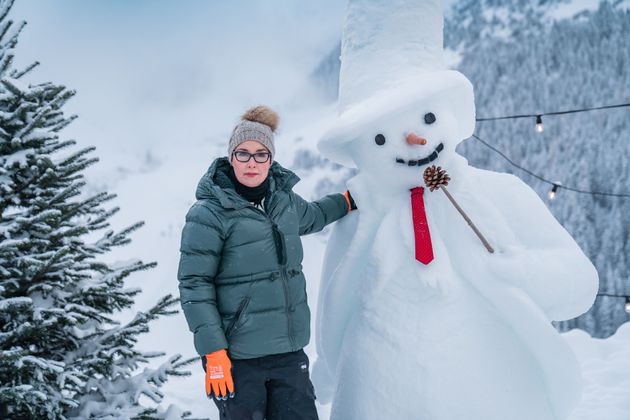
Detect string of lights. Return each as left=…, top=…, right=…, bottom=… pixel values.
left=475, top=102, right=630, bottom=133
left=474, top=101, right=630, bottom=314
left=472, top=133, right=630, bottom=308
left=469, top=136, right=630, bottom=311
left=598, top=293, right=630, bottom=298
left=598, top=294, right=630, bottom=313
left=471, top=134, right=630, bottom=199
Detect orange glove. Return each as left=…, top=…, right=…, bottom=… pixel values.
left=204, top=349, right=235, bottom=400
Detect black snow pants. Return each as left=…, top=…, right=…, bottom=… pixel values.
left=202, top=349, right=318, bottom=420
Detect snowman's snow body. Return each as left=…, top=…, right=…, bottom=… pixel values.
left=313, top=2, right=599, bottom=419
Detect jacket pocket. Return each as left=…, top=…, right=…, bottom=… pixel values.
left=225, top=297, right=251, bottom=338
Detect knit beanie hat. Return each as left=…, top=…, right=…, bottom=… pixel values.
left=227, top=105, right=279, bottom=159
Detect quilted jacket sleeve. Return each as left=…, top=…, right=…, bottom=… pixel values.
left=177, top=201, right=228, bottom=356
left=291, top=191, right=349, bottom=236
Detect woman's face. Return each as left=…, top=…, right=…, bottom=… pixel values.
left=230, top=140, right=272, bottom=187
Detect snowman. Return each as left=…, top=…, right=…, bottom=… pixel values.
left=312, top=1, right=599, bottom=419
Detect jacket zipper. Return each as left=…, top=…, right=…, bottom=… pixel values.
left=280, top=265, right=295, bottom=349
left=249, top=201, right=295, bottom=350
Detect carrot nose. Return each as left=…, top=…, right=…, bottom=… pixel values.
left=406, top=132, right=427, bottom=145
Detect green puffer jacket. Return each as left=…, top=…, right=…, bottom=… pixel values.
left=177, top=156, right=349, bottom=359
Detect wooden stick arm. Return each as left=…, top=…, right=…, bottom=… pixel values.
left=441, top=186, right=494, bottom=254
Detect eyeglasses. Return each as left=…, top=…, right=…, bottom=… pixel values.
left=232, top=151, right=271, bottom=163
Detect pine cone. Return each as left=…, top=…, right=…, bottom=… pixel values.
left=423, top=165, right=450, bottom=192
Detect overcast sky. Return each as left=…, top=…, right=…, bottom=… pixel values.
left=8, top=1, right=350, bottom=157
left=6, top=0, right=458, bottom=170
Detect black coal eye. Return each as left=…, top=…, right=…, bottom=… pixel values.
left=424, top=112, right=436, bottom=124
left=374, top=134, right=386, bottom=145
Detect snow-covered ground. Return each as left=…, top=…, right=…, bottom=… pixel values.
left=565, top=325, right=630, bottom=420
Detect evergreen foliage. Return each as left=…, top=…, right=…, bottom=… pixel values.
left=0, top=1, right=196, bottom=417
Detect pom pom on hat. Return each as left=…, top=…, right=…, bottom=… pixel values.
left=241, top=105, right=279, bottom=132
left=228, top=105, right=279, bottom=159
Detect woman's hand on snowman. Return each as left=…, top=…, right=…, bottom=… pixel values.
left=343, top=190, right=358, bottom=212
left=202, top=348, right=235, bottom=400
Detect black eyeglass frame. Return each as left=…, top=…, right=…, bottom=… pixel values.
left=232, top=151, right=272, bottom=163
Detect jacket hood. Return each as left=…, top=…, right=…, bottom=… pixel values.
left=195, top=156, right=301, bottom=209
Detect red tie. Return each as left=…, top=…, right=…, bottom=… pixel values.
left=410, top=187, right=434, bottom=265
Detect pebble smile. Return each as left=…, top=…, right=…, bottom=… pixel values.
left=396, top=142, right=444, bottom=166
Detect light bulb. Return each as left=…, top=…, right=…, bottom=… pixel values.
left=548, top=184, right=559, bottom=200
left=625, top=297, right=630, bottom=314
left=535, top=115, right=544, bottom=133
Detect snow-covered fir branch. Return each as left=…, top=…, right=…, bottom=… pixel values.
left=0, top=0, right=195, bottom=418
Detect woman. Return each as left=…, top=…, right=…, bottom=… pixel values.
left=177, top=105, right=357, bottom=420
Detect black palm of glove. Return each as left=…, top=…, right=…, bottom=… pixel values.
left=344, top=190, right=358, bottom=211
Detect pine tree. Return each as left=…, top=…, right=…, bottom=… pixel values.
left=0, top=1, right=196, bottom=418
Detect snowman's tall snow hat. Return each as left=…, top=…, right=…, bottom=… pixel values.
left=318, top=0, right=476, bottom=167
